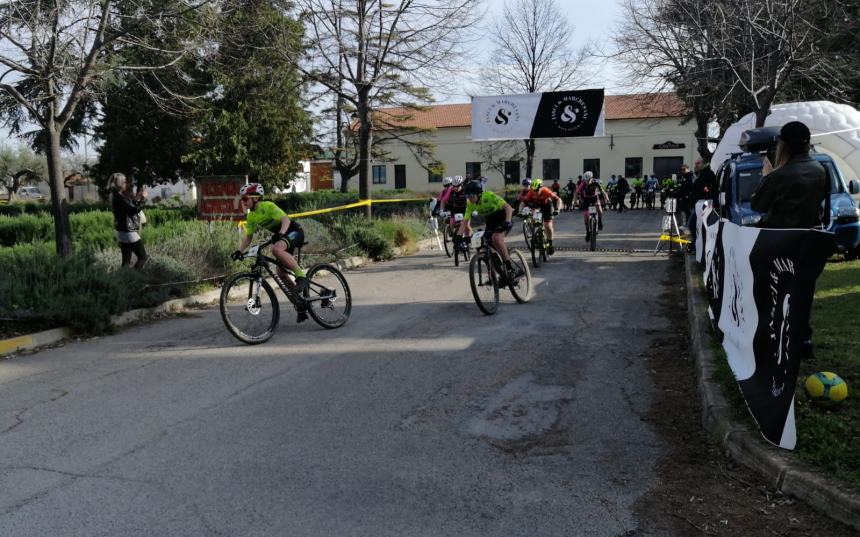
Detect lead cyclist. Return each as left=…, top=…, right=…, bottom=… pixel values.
left=457, top=180, right=522, bottom=278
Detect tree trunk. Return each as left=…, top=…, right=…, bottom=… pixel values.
left=357, top=82, right=372, bottom=217
left=46, top=125, right=73, bottom=256
left=754, top=106, right=769, bottom=128
left=694, top=107, right=713, bottom=162
left=524, top=139, right=536, bottom=178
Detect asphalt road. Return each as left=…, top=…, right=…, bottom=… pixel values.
left=0, top=207, right=679, bottom=536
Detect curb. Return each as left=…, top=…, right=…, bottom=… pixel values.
left=684, top=253, right=860, bottom=531
left=0, top=237, right=439, bottom=358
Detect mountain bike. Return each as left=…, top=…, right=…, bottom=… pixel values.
left=521, top=208, right=547, bottom=268
left=220, top=238, right=351, bottom=344
left=587, top=205, right=599, bottom=251
left=440, top=211, right=470, bottom=266
left=468, top=228, right=531, bottom=315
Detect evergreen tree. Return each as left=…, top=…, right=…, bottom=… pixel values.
left=184, top=0, right=312, bottom=189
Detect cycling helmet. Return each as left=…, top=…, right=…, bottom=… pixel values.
left=451, top=176, right=465, bottom=187
left=583, top=171, right=593, bottom=181
left=463, top=180, right=483, bottom=197
left=521, top=179, right=530, bottom=187
left=239, top=182, right=264, bottom=197
left=442, top=176, right=453, bottom=186
left=530, top=178, right=543, bottom=190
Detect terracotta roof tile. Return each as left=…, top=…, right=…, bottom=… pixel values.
left=374, top=93, right=687, bottom=130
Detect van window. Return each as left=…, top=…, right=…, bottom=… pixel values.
left=821, top=161, right=845, bottom=194
left=737, top=169, right=762, bottom=202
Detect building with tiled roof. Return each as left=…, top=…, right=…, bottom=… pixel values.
left=329, top=93, right=699, bottom=193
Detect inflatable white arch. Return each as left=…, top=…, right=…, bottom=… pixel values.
left=712, top=101, right=860, bottom=181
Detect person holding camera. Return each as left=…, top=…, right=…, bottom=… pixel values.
left=109, top=172, right=149, bottom=269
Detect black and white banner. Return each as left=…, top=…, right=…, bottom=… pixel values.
left=471, top=90, right=605, bottom=141
left=697, top=214, right=834, bottom=449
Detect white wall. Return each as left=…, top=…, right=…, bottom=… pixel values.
left=372, top=117, right=700, bottom=193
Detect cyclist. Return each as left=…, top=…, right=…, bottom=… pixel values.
left=519, top=178, right=561, bottom=255
left=431, top=176, right=454, bottom=216
left=457, top=180, right=521, bottom=278
left=232, top=183, right=310, bottom=323
left=563, top=178, right=576, bottom=211
left=515, top=178, right=531, bottom=205
left=576, top=172, right=607, bottom=242
left=440, top=175, right=470, bottom=251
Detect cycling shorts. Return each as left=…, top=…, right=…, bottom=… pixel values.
left=485, top=210, right=510, bottom=235
left=540, top=204, right=554, bottom=221
left=275, top=228, right=305, bottom=255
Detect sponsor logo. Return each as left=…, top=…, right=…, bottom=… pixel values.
left=483, top=99, right=521, bottom=135
left=550, top=95, right=590, bottom=133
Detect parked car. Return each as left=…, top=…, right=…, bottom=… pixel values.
left=17, top=186, right=46, bottom=201
left=716, top=127, right=860, bottom=259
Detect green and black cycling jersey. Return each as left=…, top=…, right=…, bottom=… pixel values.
left=243, top=201, right=301, bottom=238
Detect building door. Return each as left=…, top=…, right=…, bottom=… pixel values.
left=394, top=165, right=406, bottom=189
left=504, top=161, right=520, bottom=185
left=653, top=156, right=684, bottom=180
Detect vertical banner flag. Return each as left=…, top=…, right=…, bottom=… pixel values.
left=698, top=216, right=834, bottom=449
left=471, top=89, right=605, bottom=141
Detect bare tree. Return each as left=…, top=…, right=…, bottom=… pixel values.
left=293, top=0, right=481, bottom=213
left=482, top=0, right=590, bottom=178
left=0, top=0, right=213, bottom=255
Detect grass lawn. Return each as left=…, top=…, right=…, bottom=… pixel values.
left=709, top=259, right=860, bottom=491
left=794, top=259, right=860, bottom=489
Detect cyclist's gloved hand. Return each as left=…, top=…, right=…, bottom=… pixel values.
left=271, top=231, right=284, bottom=242
left=501, top=220, right=513, bottom=233
left=552, top=209, right=559, bottom=216
left=231, top=250, right=244, bottom=261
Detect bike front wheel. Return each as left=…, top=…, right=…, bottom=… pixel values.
left=469, top=252, right=499, bottom=315
left=304, top=263, right=352, bottom=329
left=530, top=228, right=542, bottom=268
left=443, top=224, right=453, bottom=258
left=507, top=249, right=532, bottom=303
left=590, top=218, right=598, bottom=251
left=220, top=272, right=280, bottom=344
left=522, top=220, right=533, bottom=250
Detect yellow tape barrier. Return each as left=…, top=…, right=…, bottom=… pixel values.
left=658, top=234, right=691, bottom=244
left=285, top=197, right=429, bottom=219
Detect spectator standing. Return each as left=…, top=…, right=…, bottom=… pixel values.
left=616, top=175, right=630, bottom=212
left=751, top=120, right=830, bottom=361
left=687, top=158, right=718, bottom=244
left=551, top=179, right=561, bottom=194
left=677, top=164, right=695, bottom=223
left=109, top=172, right=149, bottom=269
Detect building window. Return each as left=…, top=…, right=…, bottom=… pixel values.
left=372, top=165, right=387, bottom=184
left=625, top=157, right=643, bottom=179
left=466, top=162, right=481, bottom=180
left=428, top=163, right=443, bottom=183
left=583, top=158, right=600, bottom=178
left=542, top=159, right=560, bottom=181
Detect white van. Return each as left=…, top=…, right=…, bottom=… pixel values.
left=18, top=186, right=46, bottom=201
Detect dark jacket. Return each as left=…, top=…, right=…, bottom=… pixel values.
left=112, top=190, right=145, bottom=233
left=692, top=166, right=717, bottom=203
left=617, top=177, right=630, bottom=193
left=677, top=172, right=695, bottom=199
left=750, top=154, right=828, bottom=229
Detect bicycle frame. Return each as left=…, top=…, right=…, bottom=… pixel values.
left=243, top=242, right=332, bottom=307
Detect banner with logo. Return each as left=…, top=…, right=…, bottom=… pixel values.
left=697, top=215, right=834, bottom=449
left=471, top=90, right=605, bottom=141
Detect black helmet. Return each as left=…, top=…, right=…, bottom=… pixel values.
left=521, top=179, right=530, bottom=187
left=464, top=181, right=483, bottom=197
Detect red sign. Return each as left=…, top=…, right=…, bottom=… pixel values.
left=196, top=175, right=247, bottom=221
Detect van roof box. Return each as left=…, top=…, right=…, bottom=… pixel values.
left=738, top=126, right=780, bottom=153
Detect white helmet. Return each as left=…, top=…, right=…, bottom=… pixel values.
left=442, top=176, right=453, bottom=186
left=239, top=182, right=264, bottom=197
left=583, top=171, right=593, bottom=181
left=451, top=176, right=465, bottom=187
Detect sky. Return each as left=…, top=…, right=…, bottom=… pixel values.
left=1, top=0, right=628, bottom=157
left=438, top=0, right=628, bottom=104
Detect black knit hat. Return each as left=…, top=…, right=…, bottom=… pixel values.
left=779, top=121, right=811, bottom=144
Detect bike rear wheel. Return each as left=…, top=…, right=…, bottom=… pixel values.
left=220, top=272, right=279, bottom=344
left=469, top=252, right=499, bottom=315
left=304, top=263, right=352, bottom=329
left=507, top=249, right=532, bottom=303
